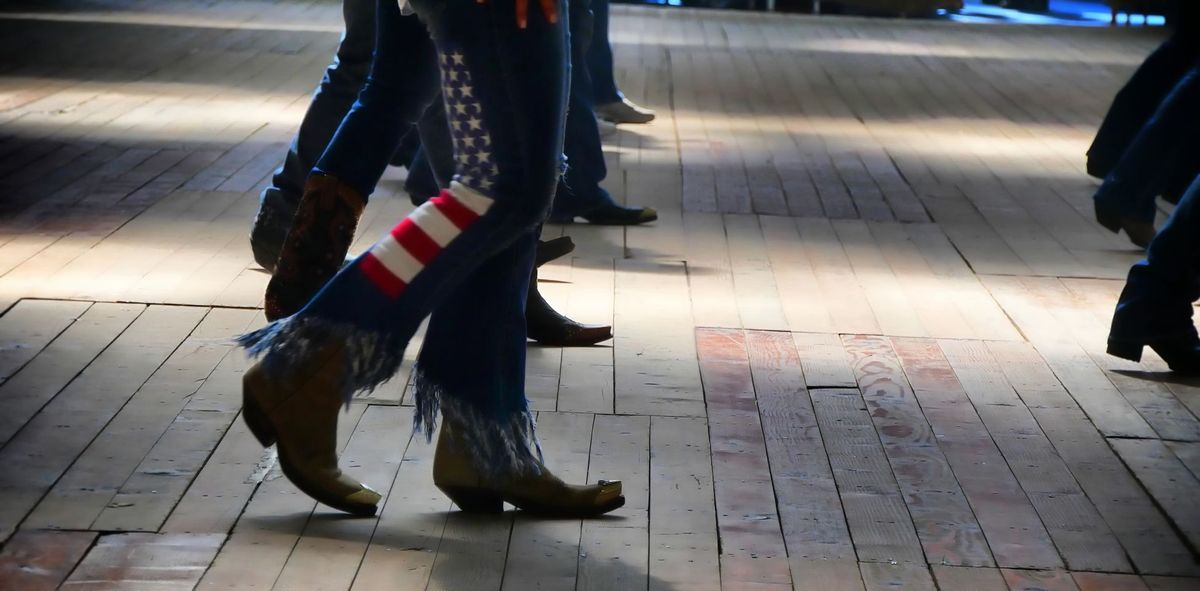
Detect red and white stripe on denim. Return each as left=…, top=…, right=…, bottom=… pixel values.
left=360, top=182, right=493, bottom=298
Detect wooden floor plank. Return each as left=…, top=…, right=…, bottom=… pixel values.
left=937, top=339, right=1131, bottom=573
left=349, top=429, right=450, bottom=591
left=4, top=4, right=1200, bottom=589
left=842, top=335, right=998, bottom=568
left=0, top=302, right=142, bottom=447
left=62, top=532, right=224, bottom=590
left=425, top=511, right=512, bottom=591
left=1071, top=572, right=1151, bottom=591
left=578, top=414, right=651, bottom=591
left=194, top=405, right=368, bottom=591
left=746, top=330, right=853, bottom=563
left=613, top=260, right=703, bottom=417
left=988, top=341, right=1199, bottom=577
left=1002, top=569, right=1081, bottom=591
left=932, top=565, right=1009, bottom=591
left=0, top=305, right=204, bottom=543
left=25, top=307, right=255, bottom=533
left=0, top=299, right=90, bottom=384
left=1142, top=576, right=1200, bottom=591
left=810, top=387, right=925, bottom=565
left=272, top=405, right=408, bottom=591
left=859, top=561, right=936, bottom=591
left=795, top=217, right=880, bottom=336
left=1109, top=439, right=1200, bottom=551
left=696, top=328, right=791, bottom=590
left=723, top=214, right=789, bottom=331
left=500, top=411, right=591, bottom=591
left=0, top=530, right=97, bottom=591
left=160, top=415, right=275, bottom=535
left=556, top=258, right=615, bottom=414
left=648, top=415, right=720, bottom=591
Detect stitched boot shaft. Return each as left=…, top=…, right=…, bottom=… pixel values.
left=265, top=174, right=365, bottom=321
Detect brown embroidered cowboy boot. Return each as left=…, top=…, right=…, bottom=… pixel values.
left=264, top=174, right=365, bottom=321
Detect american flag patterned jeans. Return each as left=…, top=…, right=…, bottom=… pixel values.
left=243, top=0, right=571, bottom=477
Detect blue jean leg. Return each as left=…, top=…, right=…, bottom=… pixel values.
left=314, top=1, right=442, bottom=199
left=260, top=0, right=375, bottom=214
left=243, top=0, right=570, bottom=476
left=585, top=0, right=622, bottom=104
left=1087, top=25, right=1200, bottom=179
left=1111, top=173, right=1200, bottom=344
left=1093, top=66, right=1200, bottom=224
left=553, top=0, right=615, bottom=217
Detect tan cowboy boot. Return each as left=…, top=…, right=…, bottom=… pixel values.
left=242, top=344, right=381, bottom=515
left=432, top=425, right=623, bottom=517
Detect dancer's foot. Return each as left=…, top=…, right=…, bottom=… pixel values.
left=1107, top=265, right=1200, bottom=374
left=1108, top=335, right=1200, bottom=374
left=549, top=202, right=657, bottom=226
left=595, top=98, right=655, bottom=124
left=265, top=174, right=365, bottom=321
left=1094, top=201, right=1155, bottom=248
left=432, top=427, right=624, bottom=517
left=527, top=286, right=612, bottom=347
left=242, top=346, right=381, bottom=515
left=536, top=236, right=575, bottom=268
left=249, top=199, right=295, bottom=274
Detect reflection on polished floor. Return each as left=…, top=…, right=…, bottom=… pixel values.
left=0, top=1, right=1197, bottom=589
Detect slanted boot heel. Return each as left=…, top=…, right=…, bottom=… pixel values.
left=242, top=377, right=277, bottom=447
left=1106, top=341, right=1143, bottom=363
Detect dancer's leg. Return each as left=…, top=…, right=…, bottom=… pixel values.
left=1093, top=66, right=1200, bottom=246
left=251, top=0, right=375, bottom=271
left=551, top=0, right=655, bottom=225
left=1108, top=173, right=1200, bottom=372
left=585, top=0, right=620, bottom=104
left=242, top=0, right=623, bottom=517
left=1087, top=4, right=1200, bottom=178
left=246, top=0, right=570, bottom=419
left=265, top=3, right=441, bottom=319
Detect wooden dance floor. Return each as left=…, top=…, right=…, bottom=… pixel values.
left=0, top=1, right=1197, bottom=589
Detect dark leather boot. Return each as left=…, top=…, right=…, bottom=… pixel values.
left=1107, top=265, right=1200, bottom=374
left=526, top=273, right=612, bottom=347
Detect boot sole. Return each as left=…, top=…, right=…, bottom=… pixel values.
left=436, top=483, right=625, bottom=518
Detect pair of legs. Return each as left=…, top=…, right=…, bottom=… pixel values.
left=1088, top=4, right=1200, bottom=246
left=251, top=0, right=375, bottom=269
left=241, top=0, right=623, bottom=516
left=1087, top=2, right=1199, bottom=179
left=251, top=0, right=607, bottom=343
left=1108, top=173, right=1200, bottom=373
left=585, top=0, right=656, bottom=124
left=1092, top=64, right=1200, bottom=247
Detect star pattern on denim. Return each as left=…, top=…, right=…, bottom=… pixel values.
left=441, top=50, right=498, bottom=194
